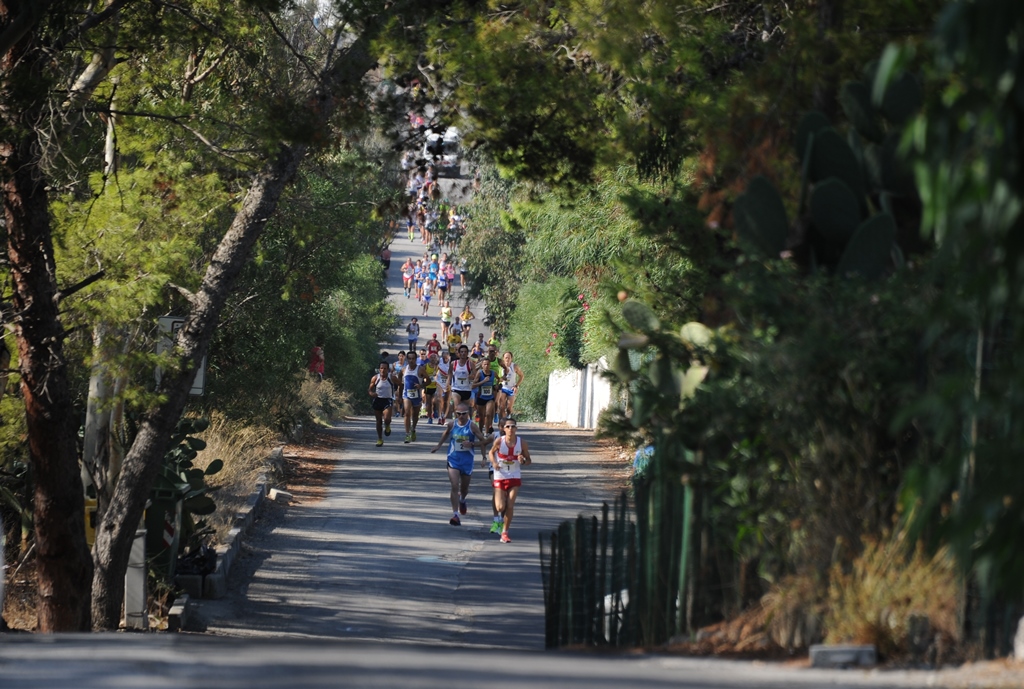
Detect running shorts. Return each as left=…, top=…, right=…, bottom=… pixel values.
left=492, top=478, right=522, bottom=491
left=372, top=397, right=393, bottom=411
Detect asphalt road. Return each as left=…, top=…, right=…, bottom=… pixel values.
left=0, top=180, right=983, bottom=688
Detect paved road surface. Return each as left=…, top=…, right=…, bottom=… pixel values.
left=0, top=180, right=984, bottom=688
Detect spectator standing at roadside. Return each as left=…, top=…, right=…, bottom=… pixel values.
left=308, top=344, right=325, bottom=382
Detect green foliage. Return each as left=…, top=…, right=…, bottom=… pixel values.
left=203, top=151, right=398, bottom=428
left=892, top=0, right=1024, bottom=605
left=503, top=280, right=574, bottom=420
left=603, top=267, right=933, bottom=603
left=733, top=176, right=789, bottom=258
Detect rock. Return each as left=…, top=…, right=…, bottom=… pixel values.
left=268, top=488, right=293, bottom=504
left=809, top=644, right=877, bottom=668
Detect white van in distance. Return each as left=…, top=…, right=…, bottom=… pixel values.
left=422, top=127, right=461, bottom=177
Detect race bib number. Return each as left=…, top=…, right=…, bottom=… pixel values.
left=406, top=389, right=420, bottom=399
left=481, top=385, right=493, bottom=397
left=456, top=376, right=468, bottom=387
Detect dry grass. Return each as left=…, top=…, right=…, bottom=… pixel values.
left=824, top=531, right=959, bottom=657
left=192, top=412, right=278, bottom=543
left=295, top=376, right=351, bottom=432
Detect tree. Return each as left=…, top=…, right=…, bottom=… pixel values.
left=0, top=0, right=451, bottom=630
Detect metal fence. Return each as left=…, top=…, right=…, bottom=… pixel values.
left=539, top=479, right=693, bottom=649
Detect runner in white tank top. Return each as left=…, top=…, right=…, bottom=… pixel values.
left=487, top=418, right=532, bottom=543
left=497, top=350, right=524, bottom=429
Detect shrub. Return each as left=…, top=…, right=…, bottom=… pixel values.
left=824, top=532, right=959, bottom=658
left=192, top=412, right=278, bottom=542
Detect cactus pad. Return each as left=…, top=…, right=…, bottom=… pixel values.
left=840, top=81, right=885, bottom=143
left=811, top=177, right=863, bottom=245
left=836, top=213, right=897, bottom=280
left=734, top=175, right=789, bottom=257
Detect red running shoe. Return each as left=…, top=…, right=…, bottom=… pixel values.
left=500, top=532, right=511, bottom=543
left=459, top=499, right=467, bottom=515
left=449, top=515, right=461, bottom=526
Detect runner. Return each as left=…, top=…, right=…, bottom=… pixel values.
left=406, top=317, right=420, bottom=350
left=450, top=344, right=476, bottom=406
left=423, top=352, right=439, bottom=424
left=401, top=258, right=415, bottom=298
left=487, top=418, right=532, bottom=543
left=368, top=362, right=398, bottom=447
left=484, top=346, right=505, bottom=425
left=497, top=350, right=524, bottom=428
left=402, top=349, right=425, bottom=443
left=435, top=349, right=452, bottom=422
left=470, top=332, right=485, bottom=358
left=447, top=318, right=463, bottom=353
left=426, top=333, right=442, bottom=358
left=392, top=351, right=406, bottom=418
left=472, top=356, right=498, bottom=436
left=430, top=403, right=488, bottom=526
left=439, top=301, right=453, bottom=340
left=421, top=281, right=433, bottom=315
left=460, top=304, right=475, bottom=340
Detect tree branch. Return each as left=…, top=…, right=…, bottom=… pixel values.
left=51, top=0, right=138, bottom=54
left=0, top=0, right=53, bottom=63
left=56, top=270, right=106, bottom=302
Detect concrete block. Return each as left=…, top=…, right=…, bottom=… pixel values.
left=175, top=574, right=203, bottom=600
left=216, top=543, right=234, bottom=577
left=167, top=594, right=191, bottom=632
left=203, top=564, right=227, bottom=599
left=809, top=644, right=877, bottom=668
left=268, top=488, right=293, bottom=504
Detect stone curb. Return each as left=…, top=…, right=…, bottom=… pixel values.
left=173, top=445, right=284, bottom=603
left=809, top=644, right=877, bottom=668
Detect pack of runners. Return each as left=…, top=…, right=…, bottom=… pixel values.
left=367, top=158, right=531, bottom=541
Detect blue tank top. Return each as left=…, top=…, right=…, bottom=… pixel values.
left=476, top=371, right=495, bottom=401
left=448, top=419, right=475, bottom=462
left=403, top=365, right=421, bottom=400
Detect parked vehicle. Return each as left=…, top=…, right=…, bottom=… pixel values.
left=422, top=127, right=461, bottom=177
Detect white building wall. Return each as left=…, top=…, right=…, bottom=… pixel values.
left=545, top=358, right=613, bottom=429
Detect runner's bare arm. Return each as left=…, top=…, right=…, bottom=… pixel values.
left=368, top=375, right=378, bottom=397
left=488, top=437, right=501, bottom=470
left=431, top=422, right=454, bottom=453
left=520, top=439, right=532, bottom=465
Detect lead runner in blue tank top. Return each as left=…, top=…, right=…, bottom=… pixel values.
left=430, top=401, right=486, bottom=526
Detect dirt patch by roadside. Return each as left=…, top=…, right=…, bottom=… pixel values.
left=280, top=424, right=345, bottom=504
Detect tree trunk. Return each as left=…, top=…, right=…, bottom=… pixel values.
left=1, top=0, right=94, bottom=631
left=90, top=142, right=306, bottom=628
left=3, top=127, right=94, bottom=631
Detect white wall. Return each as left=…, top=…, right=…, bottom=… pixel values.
left=545, top=358, right=614, bottom=429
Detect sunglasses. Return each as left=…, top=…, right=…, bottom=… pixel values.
left=504, top=425, right=517, bottom=429
left=455, top=411, right=470, bottom=416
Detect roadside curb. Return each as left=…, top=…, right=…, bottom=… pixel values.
left=172, top=445, right=283, bottom=609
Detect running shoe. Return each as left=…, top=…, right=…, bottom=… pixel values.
left=449, top=515, right=461, bottom=526
left=489, top=521, right=502, bottom=534
left=459, top=499, right=467, bottom=515
left=404, top=433, right=411, bottom=444
left=500, top=532, right=511, bottom=543
left=412, top=431, right=417, bottom=442
left=384, top=424, right=391, bottom=436
left=375, top=439, right=384, bottom=447
left=427, top=417, right=433, bottom=425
